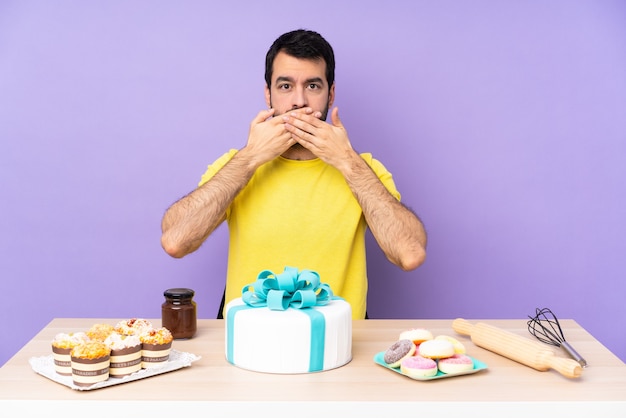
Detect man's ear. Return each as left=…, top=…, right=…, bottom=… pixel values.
left=265, top=85, right=271, bottom=108
left=328, top=83, right=335, bottom=108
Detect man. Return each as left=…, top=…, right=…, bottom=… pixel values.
left=161, top=29, right=427, bottom=319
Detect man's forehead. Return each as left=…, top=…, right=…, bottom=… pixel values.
left=272, top=52, right=327, bottom=82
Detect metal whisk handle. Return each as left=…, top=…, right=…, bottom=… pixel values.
left=561, top=341, right=587, bottom=368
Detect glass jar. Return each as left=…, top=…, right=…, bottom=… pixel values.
left=161, top=288, right=197, bottom=339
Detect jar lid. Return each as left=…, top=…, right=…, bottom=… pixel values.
left=164, top=288, right=195, bottom=298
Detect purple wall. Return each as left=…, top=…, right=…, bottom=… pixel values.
left=1, top=1, right=625, bottom=366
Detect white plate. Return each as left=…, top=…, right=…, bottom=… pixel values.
left=29, top=349, right=201, bottom=391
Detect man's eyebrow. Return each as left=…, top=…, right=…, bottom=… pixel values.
left=275, top=76, right=325, bottom=85
left=275, top=76, right=294, bottom=84
left=305, top=77, right=325, bottom=85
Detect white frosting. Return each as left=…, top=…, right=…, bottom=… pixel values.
left=51, top=332, right=89, bottom=347
left=419, top=339, right=455, bottom=359
left=105, top=333, right=141, bottom=350
left=225, top=298, right=352, bottom=374
left=114, top=319, right=153, bottom=336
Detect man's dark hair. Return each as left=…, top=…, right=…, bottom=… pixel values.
left=265, top=29, right=335, bottom=88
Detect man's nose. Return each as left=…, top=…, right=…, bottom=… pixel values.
left=291, top=87, right=307, bottom=109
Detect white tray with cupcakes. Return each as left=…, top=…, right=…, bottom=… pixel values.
left=374, top=327, right=488, bottom=381
left=30, top=319, right=201, bottom=391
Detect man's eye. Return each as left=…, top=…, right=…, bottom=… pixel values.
left=308, top=84, right=320, bottom=90
left=278, top=84, right=291, bottom=90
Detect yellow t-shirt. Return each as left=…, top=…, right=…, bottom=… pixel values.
left=199, top=150, right=401, bottom=319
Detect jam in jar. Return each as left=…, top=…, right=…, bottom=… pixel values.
left=161, top=288, right=197, bottom=339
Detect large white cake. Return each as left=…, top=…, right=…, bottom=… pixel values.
left=225, top=297, right=352, bottom=374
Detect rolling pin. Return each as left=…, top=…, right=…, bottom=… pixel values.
left=452, top=318, right=582, bottom=378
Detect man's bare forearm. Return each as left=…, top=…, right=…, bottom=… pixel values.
left=161, top=108, right=296, bottom=258
left=342, top=153, right=427, bottom=271
left=160, top=149, right=259, bottom=258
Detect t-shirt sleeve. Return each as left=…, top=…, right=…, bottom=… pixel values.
left=198, top=149, right=239, bottom=187
left=359, top=153, right=401, bottom=201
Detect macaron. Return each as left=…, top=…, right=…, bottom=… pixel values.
left=401, top=355, right=438, bottom=378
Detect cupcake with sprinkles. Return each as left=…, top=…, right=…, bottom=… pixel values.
left=114, top=318, right=153, bottom=336
left=105, top=333, right=142, bottom=378
left=51, top=332, right=90, bottom=376
left=70, top=340, right=111, bottom=387
left=140, top=327, right=173, bottom=369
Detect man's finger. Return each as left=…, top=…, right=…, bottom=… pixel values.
left=252, top=108, right=276, bottom=125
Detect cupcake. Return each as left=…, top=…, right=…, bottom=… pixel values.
left=105, top=333, right=142, bottom=378
left=51, top=332, right=90, bottom=376
left=140, top=327, right=173, bottom=369
left=114, top=318, right=153, bottom=336
left=86, top=323, right=115, bottom=341
left=70, top=341, right=111, bottom=387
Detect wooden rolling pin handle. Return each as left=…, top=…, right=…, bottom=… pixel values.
left=452, top=318, right=474, bottom=336
left=452, top=318, right=582, bottom=379
left=544, top=352, right=583, bottom=378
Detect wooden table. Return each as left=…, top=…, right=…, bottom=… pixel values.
left=1, top=318, right=625, bottom=416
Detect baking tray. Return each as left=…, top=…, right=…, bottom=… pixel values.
left=29, top=349, right=201, bottom=391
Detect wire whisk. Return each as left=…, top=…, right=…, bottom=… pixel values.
left=527, top=307, right=587, bottom=368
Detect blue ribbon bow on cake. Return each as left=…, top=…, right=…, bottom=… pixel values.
left=241, top=266, right=333, bottom=310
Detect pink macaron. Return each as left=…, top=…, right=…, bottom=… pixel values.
left=437, top=354, right=474, bottom=374
left=400, top=355, right=438, bottom=378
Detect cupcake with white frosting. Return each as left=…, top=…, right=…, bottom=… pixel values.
left=105, top=333, right=142, bottom=377
left=51, top=332, right=90, bottom=376
left=114, top=318, right=153, bottom=336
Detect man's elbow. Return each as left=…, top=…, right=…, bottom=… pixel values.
left=398, top=246, right=426, bottom=271
left=161, top=233, right=187, bottom=259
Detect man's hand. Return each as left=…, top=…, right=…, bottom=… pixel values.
left=282, top=107, right=357, bottom=173
left=241, top=108, right=296, bottom=167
